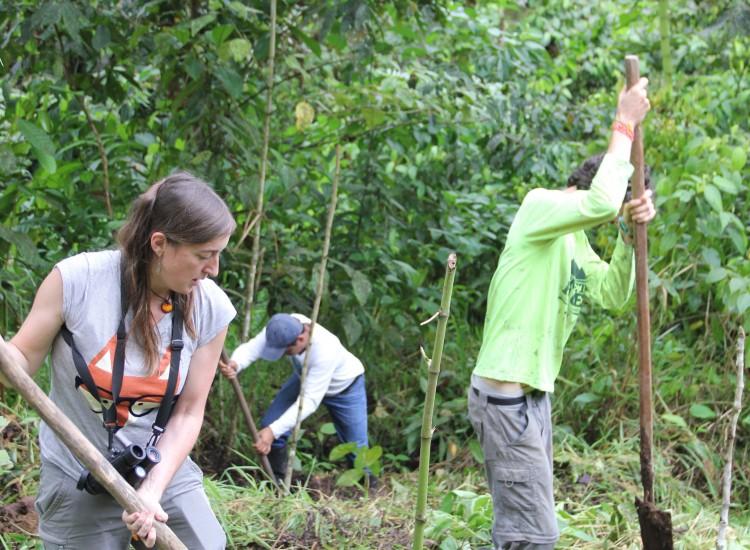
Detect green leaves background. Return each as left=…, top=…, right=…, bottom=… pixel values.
left=0, top=0, right=748, bottom=506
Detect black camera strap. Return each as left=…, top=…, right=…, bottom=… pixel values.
left=148, top=298, right=183, bottom=446
left=61, top=266, right=184, bottom=451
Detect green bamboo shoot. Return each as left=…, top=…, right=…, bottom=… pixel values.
left=412, top=253, right=458, bottom=550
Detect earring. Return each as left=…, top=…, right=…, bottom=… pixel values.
left=156, top=256, right=162, bottom=274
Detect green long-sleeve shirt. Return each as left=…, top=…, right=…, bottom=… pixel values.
left=473, top=154, right=636, bottom=392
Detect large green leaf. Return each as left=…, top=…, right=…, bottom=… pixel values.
left=689, top=404, right=717, bottom=420
left=214, top=65, right=243, bottom=99
left=222, top=38, right=253, bottom=63
left=0, top=227, right=43, bottom=266
left=335, top=469, right=364, bottom=487
left=730, top=147, right=747, bottom=171
left=329, top=441, right=358, bottom=461
left=351, top=270, right=372, bottom=305
left=191, top=14, right=216, bottom=37
left=17, top=120, right=56, bottom=173
left=703, top=184, right=723, bottom=213
left=342, top=312, right=362, bottom=345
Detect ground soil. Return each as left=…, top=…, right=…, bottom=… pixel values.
left=0, top=495, right=38, bottom=535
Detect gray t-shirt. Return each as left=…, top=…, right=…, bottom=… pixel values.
left=40, top=250, right=236, bottom=478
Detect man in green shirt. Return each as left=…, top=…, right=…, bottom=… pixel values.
left=468, top=78, right=655, bottom=549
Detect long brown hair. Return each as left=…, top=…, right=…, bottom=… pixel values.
left=117, top=172, right=235, bottom=374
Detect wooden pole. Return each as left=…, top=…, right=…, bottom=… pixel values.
left=626, top=54, right=674, bottom=550
left=220, top=350, right=279, bottom=487
left=412, top=253, right=457, bottom=550
left=625, top=55, right=655, bottom=505
left=0, top=344, right=186, bottom=550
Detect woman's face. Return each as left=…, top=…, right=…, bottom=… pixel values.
left=156, top=233, right=231, bottom=294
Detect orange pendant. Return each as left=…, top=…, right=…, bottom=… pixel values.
left=161, top=301, right=173, bottom=313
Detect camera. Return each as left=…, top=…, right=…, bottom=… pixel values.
left=77, top=432, right=161, bottom=495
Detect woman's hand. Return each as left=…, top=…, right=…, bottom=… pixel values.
left=121, top=485, right=168, bottom=548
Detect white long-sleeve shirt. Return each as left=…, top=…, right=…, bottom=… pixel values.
left=230, top=313, right=365, bottom=437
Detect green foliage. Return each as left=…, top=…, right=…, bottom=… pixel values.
left=328, top=442, right=382, bottom=488
left=1, top=0, right=749, bottom=546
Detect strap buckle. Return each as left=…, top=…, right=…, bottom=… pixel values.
left=151, top=425, right=165, bottom=436
left=171, top=338, right=183, bottom=351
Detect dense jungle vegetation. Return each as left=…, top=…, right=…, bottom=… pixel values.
left=1, top=0, right=749, bottom=548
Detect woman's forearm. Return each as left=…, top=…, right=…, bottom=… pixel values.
left=142, top=408, right=205, bottom=497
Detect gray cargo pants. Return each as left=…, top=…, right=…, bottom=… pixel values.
left=36, top=457, right=226, bottom=550
left=468, top=385, right=559, bottom=549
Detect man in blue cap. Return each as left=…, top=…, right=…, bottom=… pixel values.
left=219, top=313, right=369, bottom=480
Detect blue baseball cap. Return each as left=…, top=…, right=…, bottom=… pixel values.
left=260, top=314, right=304, bottom=360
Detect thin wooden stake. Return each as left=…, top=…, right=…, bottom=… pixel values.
left=283, top=144, right=342, bottom=490
left=717, top=327, right=745, bottom=550
left=412, top=253, right=457, bottom=550
left=0, top=345, right=185, bottom=550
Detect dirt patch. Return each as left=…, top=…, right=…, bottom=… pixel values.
left=305, top=473, right=386, bottom=500
left=0, top=496, right=38, bottom=535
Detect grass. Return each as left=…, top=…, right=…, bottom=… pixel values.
left=195, top=429, right=750, bottom=549
left=1, top=405, right=749, bottom=549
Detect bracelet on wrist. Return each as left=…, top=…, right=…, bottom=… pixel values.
left=612, top=119, right=634, bottom=141
left=617, top=216, right=630, bottom=235
left=618, top=216, right=633, bottom=244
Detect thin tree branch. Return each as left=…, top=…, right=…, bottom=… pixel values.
left=717, top=326, right=745, bottom=550
left=238, top=0, right=278, bottom=338
left=283, top=144, right=342, bottom=490
left=80, top=98, right=112, bottom=218
left=53, top=24, right=112, bottom=218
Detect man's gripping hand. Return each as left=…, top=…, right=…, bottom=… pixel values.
left=218, top=358, right=239, bottom=379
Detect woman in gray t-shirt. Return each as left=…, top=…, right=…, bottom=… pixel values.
left=0, top=172, right=236, bottom=549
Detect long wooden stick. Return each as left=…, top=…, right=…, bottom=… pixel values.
left=412, top=253, right=457, bottom=550
left=0, top=345, right=186, bottom=550
left=717, top=327, right=745, bottom=550
left=283, top=144, right=342, bottom=490
left=220, top=350, right=278, bottom=487
left=625, top=55, right=655, bottom=504
left=627, top=55, right=674, bottom=550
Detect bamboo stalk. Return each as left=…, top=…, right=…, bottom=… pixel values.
left=717, top=327, right=745, bottom=550
left=412, top=253, right=458, bottom=550
left=658, top=0, right=673, bottom=89
left=0, top=344, right=185, bottom=550
left=283, top=144, right=342, bottom=490
left=239, top=0, right=278, bottom=322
